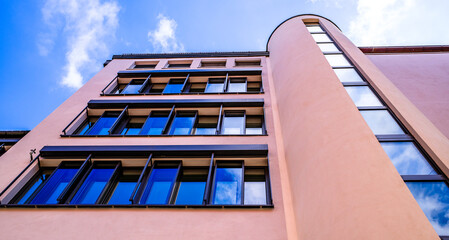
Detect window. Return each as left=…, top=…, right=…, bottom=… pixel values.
left=227, top=78, right=247, bottom=93
left=166, top=61, right=192, bottom=68
left=133, top=64, right=156, bottom=69
left=194, top=116, right=218, bottom=135
left=201, top=60, right=226, bottom=68
left=244, top=168, right=267, bottom=205
left=132, top=61, right=158, bottom=69
left=317, top=43, right=339, bottom=52
left=169, top=112, right=197, bottom=135
left=121, top=79, right=145, bottom=94
left=306, top=25, right=324, bottom=33
left=380, top=142, right=436, bottom=175
left=139, top=162, right=179, bottom=204
left=139, top=111, right=170, bottom=135
left=212, top=162, right=243, bottom=205
left=163, top=79, right=185, bottom=94
left=118, top=117, right=146, bottom=135
left=333, top=68, right=364, bottom=83
left=235, top=59, right=261, bottom=67
left=221, top=111, right=245, bottom=135
left=359, top=110, right=404, bottom=135
left=311, top=33, right=332, bottom=42
left=86, top=111, right=120, bottom=135
left=107, top=169, right=140, bottom=204
left=344, top=86, right=383, bottom=107
left=205, top=78, right=225, bottom=93
left=174, top=168, right=208, bottom=205
left=324, top=54, right=352, bottom=67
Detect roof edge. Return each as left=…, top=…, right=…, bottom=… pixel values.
left=111, top=51, right=269, bottom=60
left=359, top=45, right=449, bottom=54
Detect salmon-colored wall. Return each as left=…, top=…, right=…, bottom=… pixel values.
left=366, top=53, right=449, bottom=139
left=267, top=15, right=440, bottom=239
left=0, top=57, right=291, bottom=239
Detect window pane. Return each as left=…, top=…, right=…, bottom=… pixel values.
left=360, top=110, right=405, bottom=135
left=222, top=113, right=244, bottom=135
left=16, top=172, right=51, bottom=204
left=213, top=167, right=242, bottom=205
left=344, top=86, right=383, bottom=107
left=244, top=182, right=266, bottom=205
left=306, top=25, right=324, bottom=33
left=121, top=80, right=144, bottom=94
left=317, top=43, right=339, bottom=52
left=406, top=182, right=449, bottom=235
left=76, top=120, right=95, bottom=135
left=108, top=175, right=138, bottom=204
left=380, top=142, right=436, bottom=175
left=140, top=112, right=169, bottom=135
left=86, top=112, right=119, bottom=135
left=30, top=168, right=78, bottom=204
left=246, top=128, right=263, bottom=135
left=324, top=54, right=351, bottom=67
left=175, top=171, right=207, bottom=205
left=333, top=68, right=364, bottom=83
left=194, top=116, right=218, bottom=135
left=227, top=79, right=247, bottom=93
left=311, top=33, right=331, bottom=42
left=141, top=168, right=178, bottom=204
left=163, top=79, right=184, bottom=93
left=169, top=113, right=196, bottom=135
left=205, top=80, right=224, bottom=93
left=71, top=168, right=115, bottom=204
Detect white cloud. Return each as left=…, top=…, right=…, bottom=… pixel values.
left=347, top=0, right=449, bottom=46
left=40, top=0, right=120, bottom=89
left=148, top=14, right=185, bottom=53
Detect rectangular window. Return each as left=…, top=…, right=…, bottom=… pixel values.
left=317, top=43, right=339, bottom=52
left=380, top=142, right=436, bottom=175
left=212, top=162, right=243, bottom=205
left=333, top=68, right=364, bottom=83
left=205, top=78, right=225, bottom=93
left=121, top=79, right=145, bottom=94
left=133, top=64, right=156, bottom=69
left=163, top=79, right=185, bottom=94
left=324, top=54, right=352, bottom=67
left=149, top=83, right=166, bottom=93
left=221, top=111, right=245, bottom=135
left=227, top=78, right=247, bottom=93
left=13, top=170, right=52, bottom=204
left=107, top=169, right=140, bottom=204
left=201, top=60, right=226, bottom=68
left=169, top=112, right=197, bottom=135
left=246, top=116, right=263, bottom=135
left=194, top=116, right=218, bottom=135
left=344, top=86, right=383, bottom=107
left=119, top=117, right=146, bottom=135
left=359, top=110, right=405, bottom=135
left=140, top=162, right=180, bottom=204
left=174, top=168, right=208, bottom=205
left=139, top=111, right=170, bottom=135
left=311, top=33, right=332, bottom=42
left=306, top=25, right=324, bottom=33
left=86, top=111, right=120, bottom=135
left=75, top=118, right=97, bottom=135
left=167, top=63, right=191, bottom=68
left=235, top=59, right=261, bottom=67
left=244, top=168, right=267, bottom=205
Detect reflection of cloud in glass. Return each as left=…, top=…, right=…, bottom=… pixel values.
left=381, top=142, right=436, bottom=175
left=345, top=86, right=382, bottom=107
left=333, top=68, right=363, bottom=83
left=213, top=168, right=242, bottom=204
left=360, top=110, right=404, bottom=135
left=406, top=182, right=449, bottom=235
left=244, top=182, right=266, bottom=205
left=324, top=54, right=351, bottom=67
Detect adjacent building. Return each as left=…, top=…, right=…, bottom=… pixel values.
left=0, top=14, right=448, bottom=240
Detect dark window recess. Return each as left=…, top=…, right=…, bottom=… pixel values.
left=133, top=64, right=156, bottom=69
left=167, top=63, right=191, bottom=68
left=194, top=116, right=218, bottom=135
left=235, top=60, right=261, bottom=67
left=163, top=79, right=185, bottom=94
left=149, top=83, right=166, bottom=93
left=201, top=61, right=226, bottom=68
left=121, top=79, right=145, bottom=94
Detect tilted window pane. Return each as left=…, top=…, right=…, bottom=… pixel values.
left=86, top=112, right=119, bottom=135
left=169, top=113, right=196, bottom=135
left=15, top=172, right=51, bottom=204
left=30, top=168, right=78, bottom=204
left=205, top=79, right=225, bottom=93
left=71, top=168, right=115, bottom=204
left=344, top=86, right=383, bottom=107
left=76, top=119, right=95, bottom=135
left=227, top=79, right=247, bottom=93
left=317, top=43, right=339, bottom=52
left=108, top=175, right=138, bottom=204
left=140, top=112, right=169, bottom=135
left=406, top=182, right=449, bottom=235
left=324, top=54, right=352, bottom=67
left=175, top=170, right=207, bottom=205
left=140, top=168, right=178, bottom=204
left=360, top=110, right=405, bottom=135
left=212, top=167, right=243, bottom=205
left=306, top=25, right=324, bottom=33
left=222, top=113, right=245, bottom=135
left=333, top=68, right=364, bottom=83
left=163, top=79, right=184, bottom=94
left=121, top=80, right=144, bottom=94
left=311, top=33, right=331, bottom=42
left=380, top=142, right=436, bottom=175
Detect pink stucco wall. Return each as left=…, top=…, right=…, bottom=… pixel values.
left=367, top=53, right=449, bottom=139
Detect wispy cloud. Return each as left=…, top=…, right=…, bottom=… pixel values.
left=148, top=14, right=185, bottom=53
left=39, top=0, right=120, bottom=89
left=347, top=0, right=449, bottom=46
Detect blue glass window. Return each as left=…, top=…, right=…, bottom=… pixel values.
left=15, top=171, right=51, bottom=204
left=205, top=78, right=225, bottom=93
left=140, top=165, right=179, bottom=204
left=169, top=112, right=196, bottom=135
left=70, top=167, right=115, bottom=204
left=121, top=79, right=144, bottom=94
left=244, top=169, right=267, bottom=205
left=119, top=117, right=145, bottom=135
left=360, top=110, right=404, bottom=135
left=108, top=173, right=139, bottom=204
left=30, top=167, right=78, bottom=204
left=86, top=112, right=120, bottom=135
left=139, top=111, right=169, bottom=135
left=221, top=112, right=245, bottom=135
left=163, top=79, right=184, bottom=94
left=76, top=119, right=95, bottom=135
left=174, top=169, right=207, bottom=205
left=344, top=86, right=383, bottom=107
left=227, top=78, right=247, bottom=93
left=381, top=142, right=436, bottom=175
left=406, top=182, right=449, bottom=235
left=212, top=164, right=243, bottom=205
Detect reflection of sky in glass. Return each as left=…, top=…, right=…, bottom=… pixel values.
left=227, top=82, right=246, bottom=93
left=169, top=115, right=195, bottom=135
left=195, top=128, right=216, bottom=135
left=31, top=168, right=77, bottom=204
left=381, top=142, right=436, bottom=175
left=244, top=182, right=266, bottom=205
left=311, top=33, right=331, bottom=42
left=205, top=83, right=224, bottom=93
left=163, top=83, right=183, bottom=93
left=17, top=174, right=49, bottom=204
left=306, top=26, right=324, bottom=33
left=141, top=168, right=178, bottom=204
left=317, top=43, right=339, bottom=52
left=213, top=168, right=242, bottom=204
left=175, top=182, right=206, bottom=205
left=324, top=54, right=352, bottom=67
left=87, top=116, right=117, bottom=135
left=140, top=115, right=168, bottom=135
left=121, top=84, right=142, bottom=94
left=360, top=110, right=404, bottom=135
left=406, top=182, right=449, bottom=235
left=108, top=181, right=136, bottom=204
left=222, top=116, right=244, bottom=135
left=333, top=68, right=363, bottom=83
left=344, top=86, right=383, bottom=107
left=246, top=128, right=263, bottom=135
left=71, top=168, right=114, bottom=204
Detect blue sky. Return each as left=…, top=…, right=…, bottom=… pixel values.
left=1, top=0, right=449, bottom=130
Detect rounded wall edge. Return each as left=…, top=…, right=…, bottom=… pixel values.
left=266, top=14, right=341, bottom=51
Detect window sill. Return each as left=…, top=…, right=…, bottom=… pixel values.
left=1, top=204, right=274, bottom=209
left=61, top=134, right=269, bottom=138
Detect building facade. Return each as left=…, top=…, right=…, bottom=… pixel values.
left=0, top=14, right=448, bottom=240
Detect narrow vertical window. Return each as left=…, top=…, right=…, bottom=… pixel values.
left=221, top=111, right=245, bottom=135
left=227, top=78, right=247, bottom=93
left=205, top=78, right=225, bottom=93
left=163, top=79, right=184, bottom=94
left=169, top=112, right=196, bottom=135
left=174, top=168, right=208, bottom=205
left=246, top=116, right=263, bottom=135
left=139, top=111, right=170, bottom=135
left=244, top=168, right=267, bottom=205
left=108, top=169, right=140, bottom=204
left=140, top=162, right=179, bottom=204
left=86, top=111, right=120, bottom=135
left=194, top=116, right=218, bottom=135
left=212, top=162, right=243, bottom=205
left=119, top=117, right=145, bottom=135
